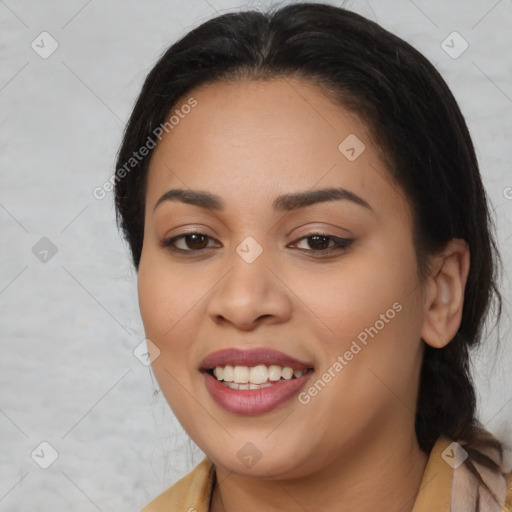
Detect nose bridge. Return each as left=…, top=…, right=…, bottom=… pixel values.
left=234, top=234, right=266, bottom=266
left=223, top=238, right=271, bottom=302
left=207, top=237, right=291, bottom=328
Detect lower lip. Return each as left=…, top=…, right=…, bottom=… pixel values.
left=203, top=371, right=313, bottom=415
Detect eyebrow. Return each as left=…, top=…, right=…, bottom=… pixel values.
left=153, top=187, right=373, bottom=213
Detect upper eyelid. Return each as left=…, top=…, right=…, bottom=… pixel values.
left=164, top=231, right=352, bottom=250
left=165, top=231, right=347, bottom=242
left=165, top=222, right=351, bottom=240
left=162, top=231, right=219, bottom=247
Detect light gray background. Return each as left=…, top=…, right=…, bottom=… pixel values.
left=1, top=0, right=511, bottom=510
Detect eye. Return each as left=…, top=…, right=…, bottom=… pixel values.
left=161, top=231, right=353, bottom=256
left=288, top=233, right=353, bottom=254
left=162, top=232, right=220, bottom=252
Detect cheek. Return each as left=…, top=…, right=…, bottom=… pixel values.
left=291, top=247, right=419, bottom=346
left=137, top=253, right=199, bottom=367
left=137, top=256, right=201, bottom=417
left=138, top=249, right=192, bottom=332
left=290, top=235, right=424, bottom=408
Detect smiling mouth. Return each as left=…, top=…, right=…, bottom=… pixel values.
left=205, top=364, right=314, bottom=390
left=200, top=347, right=315, bottom=414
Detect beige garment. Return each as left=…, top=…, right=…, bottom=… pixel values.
left=142, top=436, right=512, bottom=512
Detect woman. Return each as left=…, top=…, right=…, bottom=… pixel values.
left=114, top=3, right=512, bottom=511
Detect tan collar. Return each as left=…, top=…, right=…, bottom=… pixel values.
left=141, top=457, right=214, bottom=512
left=411, top=436, right=453, bottom=511
left=142, top=436, right=512, bottom=511
left=412, top=436, right=512, bottom=512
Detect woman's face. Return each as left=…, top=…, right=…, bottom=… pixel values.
left=138, top=78, right=428, bottom=478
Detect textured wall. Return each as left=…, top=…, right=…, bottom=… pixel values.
left=1, top=1, right=511, bottom=510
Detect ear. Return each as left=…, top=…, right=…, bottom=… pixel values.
left=421, top=239, right=470, bottom=349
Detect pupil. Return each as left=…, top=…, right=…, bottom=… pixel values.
left=187, top=234, right=207, bottom=249
left=309, top=235, right=329, bottom=250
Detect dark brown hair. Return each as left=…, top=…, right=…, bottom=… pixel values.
left=114, top=2, right=506, bottom=503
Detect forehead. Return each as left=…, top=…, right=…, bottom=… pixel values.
left=145, top=78, right=410, bottom=223
left=152, top=77, right=370, bottom=160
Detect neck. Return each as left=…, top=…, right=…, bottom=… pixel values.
left=210, top=429, right=428, bottom=512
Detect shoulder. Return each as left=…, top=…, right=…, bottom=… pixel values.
left=502, top=471, right=512, bottom=511
left=451, top=441, right=512, bottom=511
left=141, top=458, right=215, bottom=512
left=415, top=436, right=512, bottom=511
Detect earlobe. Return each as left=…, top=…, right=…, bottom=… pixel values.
left=421, top=239, right=470, bottom=349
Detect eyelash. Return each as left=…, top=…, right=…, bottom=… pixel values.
left=161, top=231, right=354, bottom=256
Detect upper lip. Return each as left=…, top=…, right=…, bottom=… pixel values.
left=200, top=348, right=313, bottom=371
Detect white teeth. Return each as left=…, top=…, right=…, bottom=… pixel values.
left=233, top=366, right=249, bottom=384
left=223, top=365, right=234, bottom=382
left=249, top=365, right=268, bottom=384
left=281, top=367, right=294, bottom=380
left=268, top=365, right=282, bottom=381
left=223, top=381, right=273, bottom=390
left=211, top=364, right=308, bottom=385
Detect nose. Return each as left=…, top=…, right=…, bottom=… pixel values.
left=206, top=249, right=293, bottom=331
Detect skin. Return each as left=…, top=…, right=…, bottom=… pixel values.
left=137, top=77, right=470, bottom=512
